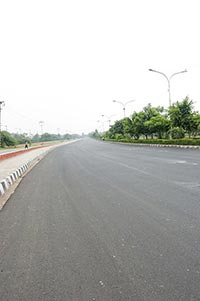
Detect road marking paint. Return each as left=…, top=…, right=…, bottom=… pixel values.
left=99, top=281, right=105, bottom=287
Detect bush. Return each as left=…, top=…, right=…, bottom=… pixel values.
left=115, top=134, right=124, bottom=140
left=170, top=127, right=185, bottom=139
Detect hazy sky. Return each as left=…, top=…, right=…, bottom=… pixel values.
left=0, top=0, right=200, bottom=135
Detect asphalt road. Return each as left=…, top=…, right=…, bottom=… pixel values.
left=0, top=138, right=200, bottom=300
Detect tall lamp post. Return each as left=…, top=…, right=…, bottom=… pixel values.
left=39, top=121, right=44, bottom=135
left=113, top=100, right=136, bottom=118
left=101, top=115, right=105, bottom=132
left=149, top=68, right=187, bottom=107
left=0, top=100, right=5, bottom=147
left=96, top=118, right=104, bottom=133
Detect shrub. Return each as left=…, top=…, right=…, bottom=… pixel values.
left=115, top=134, right=124, bottom=140
left=170, top=127, right=185, bottom=139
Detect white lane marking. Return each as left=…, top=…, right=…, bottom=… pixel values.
left=99, top=281, right=105, bottom=287
left=175, top=160, right=187, bottom=164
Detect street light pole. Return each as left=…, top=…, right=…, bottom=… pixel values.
left=101, top=115, right=105, bottom=132
left=0, top=100, right=5, bottom=147
left=102, top=114, right=116, bottom=128
left=96, top=120, right=100, bottom=133
left=149, top=68, right=187, bottom=107
left=113, top=100, right=135, bottom=118
left=39, top=121, right=44, bottom=135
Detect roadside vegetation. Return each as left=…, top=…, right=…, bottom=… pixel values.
left=0, top=132, right=81, bottom=149
left=90, top=97, right=200, bottom=145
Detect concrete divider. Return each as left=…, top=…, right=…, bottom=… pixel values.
left=111, top=141, right=200, bottom=149
left=0, top=145, right=49, bottom=161
left=0, top=162, right=30, bottom=197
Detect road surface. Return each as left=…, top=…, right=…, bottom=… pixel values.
left=0, top=139, right=200, bottom=300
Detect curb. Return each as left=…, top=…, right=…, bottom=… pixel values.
left=105, top=141, right=200, bottom=149
left=0, top=163, right=30, bottom=197
left=0, top=145, right=49, bottom=161
left=0, top=140, right=78, bottom=209
left=0, top=148, right=52, bottom=209
left=126, top=143, right=200, bottom=149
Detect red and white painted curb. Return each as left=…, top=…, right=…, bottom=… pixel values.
left=0, top=145, right=49, bottom=161
left=0, top=146, right=54, bottom=199
left=0, top=140, right=78, bottom=199
left=0, top=162, right=30, bottom=197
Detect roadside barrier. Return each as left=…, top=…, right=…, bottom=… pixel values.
left=0, top=145, right=49, bottom=161
left=0, top=163, right=30, bottom=197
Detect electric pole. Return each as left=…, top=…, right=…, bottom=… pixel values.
left=39, top=121, right=44, bottom=135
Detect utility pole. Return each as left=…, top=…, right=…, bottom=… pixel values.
left=39, top=121, right=44, bottom=135
left=101, top=115, right=105, bottom=132
left=0, top=100, right=5, bottom=147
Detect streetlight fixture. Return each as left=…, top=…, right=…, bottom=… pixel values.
left=149, top=68, right=187, bottom=107
left=113, top=100, right=136, bottom=118
left=0, top=100, right=5, bottom=147
left=96, top=119, right=104, bottom=133
left=102, top=114, right=116, bottom=128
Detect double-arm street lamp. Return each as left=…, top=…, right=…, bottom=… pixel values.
left=113, top=100, right=136, bottom=118
left=97, top=116, right=105, bottom=133
left=149, top=68, right=187, bottom=107
left=101, top=114, right=116, bottom=128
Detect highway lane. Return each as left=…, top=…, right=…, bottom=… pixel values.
left=0, top=138, right=200, bottom=300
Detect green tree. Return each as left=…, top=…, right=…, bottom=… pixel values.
left=132, top=104, right=165, bottom=139
left=89, top=130, right=101, bottom=139
left=143, top=103, right=164, bottom=119
left=63, top=133, right=71, bottom=140
left=169, top=96, right=195, bottom=137
left=132, top=112, right=148, bottom=139
left=13, top=133, right=31, bottom=144
left=192, top=113, right=200, bottom=136
left=111, top=120, right=124, bottom=136
left=145, top=115, right=170, bottom=139
left=105, top=120, right=125, bottom=140
left=122, top=117, right=133, bottom=137
left=0, top=131, right=17, bottom=147
left=31, top=133, right=40, bottom=143
left=40, top=133, right=59, bottom=142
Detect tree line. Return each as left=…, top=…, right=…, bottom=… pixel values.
left=0, top=131, right=81, bottom=148
left=91, top=97, right=200, bottom=141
